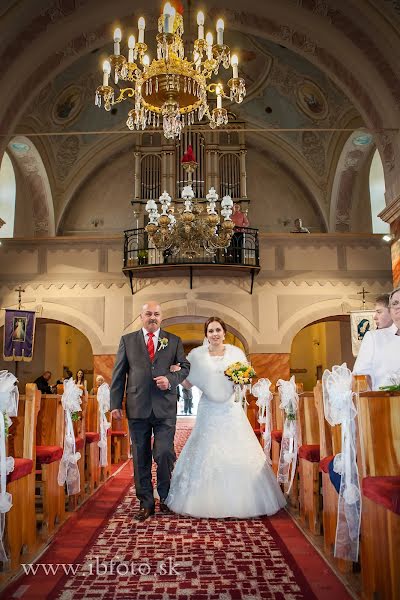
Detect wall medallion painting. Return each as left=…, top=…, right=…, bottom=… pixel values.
left=296, top=79, right=328, bottom=120
left=52, top=85, right=83, bottom=125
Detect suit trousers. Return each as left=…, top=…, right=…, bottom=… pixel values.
left=128, top=411, right=176, bottom=508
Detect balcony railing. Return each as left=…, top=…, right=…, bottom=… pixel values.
left=123, top=227, right=260, bottom=293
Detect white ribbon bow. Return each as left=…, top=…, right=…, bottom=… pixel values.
left=58, top=378, right=82, bottom=496
left=252, top=378, right=273, bottom=463
left=97, top=383, right=111, bottom=467
left=0, top=370, right=19, bottom=562
left=323, top=363, right=361, bottom=562
left=276, top=375, right=299, bottom=494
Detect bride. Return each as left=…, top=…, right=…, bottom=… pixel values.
left=166, top=317, right=286, bottom=518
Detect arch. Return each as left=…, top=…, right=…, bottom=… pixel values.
left=280, top=297, right=373, bottom=353
left=7, top=136, right=55, bottom=236
left=0, top=301, right=104, bottom=355
left=369, top=149, right=390, bottom=234
left=330, top=129, right=376, bottom=232
left=0, top=151, right=16, bottom=237
left=124, top=298, right=255, bottom=353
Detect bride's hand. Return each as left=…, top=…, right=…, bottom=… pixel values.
left=170, top=363, right=181, bottom=372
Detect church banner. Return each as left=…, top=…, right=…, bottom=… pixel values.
left=350, top=310, right=375, bottom=357
left=3, top=309, right=36, bottom=362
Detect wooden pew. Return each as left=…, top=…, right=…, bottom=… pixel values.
left=297, top=391, right=321, bottom=533
left=35, top=393, right=66, bottom=538
left=314, top=381, right=352, bottom=572
left=4, top=384, right=40, bottom=571
left=56, top=384, right=86, bottom=509
left=85, top=394, right=100, bottom=493
left=271, top=391, right=284, bottom=475
left=110, top=405, right=130, bottom=464
left=356, top=390, right=400, bottom=600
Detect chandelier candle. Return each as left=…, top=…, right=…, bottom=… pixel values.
left=113, top=28, right=121, bottom=56
left=95, top=2, right=246, bottom=139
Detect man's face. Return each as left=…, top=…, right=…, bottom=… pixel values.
left=373, top=302, right=392, bottom=329
left=140, top=302, right=162, bottom=332
left=390, top=291, right=400, bottom=326
left=294, top=219, right=301, bottom=228
left=44, top=372, right=51, bottom=381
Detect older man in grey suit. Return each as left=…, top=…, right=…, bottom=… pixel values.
left=110, top=301, right=190, bottom=521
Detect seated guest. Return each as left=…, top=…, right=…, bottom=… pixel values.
left=90, top=374, right=105, bottom=395
left=34, top=370, right=53, bottom=394
left=75, top=368, right=87, bottom=392
left=373, top=293, right=393, bottom=329
left=230, top=203, right=249, bottom=263
left=291, top=218, right=310, bottom=233
left=353, top=287, right=400, bottom=389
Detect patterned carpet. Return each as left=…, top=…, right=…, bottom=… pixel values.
left=2, top=422, right=352, bottom=600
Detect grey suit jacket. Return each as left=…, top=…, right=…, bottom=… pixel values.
left=110, top=329, right=190, bottom=419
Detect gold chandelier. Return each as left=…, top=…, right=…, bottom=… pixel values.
left=95, top=2, right=246, bottom=139
left=145, top=155, right=234, bottom=258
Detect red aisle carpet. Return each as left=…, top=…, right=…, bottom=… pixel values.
left=2, top=423, right=352, bottom=600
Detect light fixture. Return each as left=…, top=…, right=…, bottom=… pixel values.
left=382, top=234, right=394, bottom=242
left=145, top=146, right=234, bottom=257
left=95, top=3, right=246, bottom=139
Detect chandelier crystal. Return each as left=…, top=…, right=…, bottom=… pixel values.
left=145, top=183, right=234, bottom=258
left=95, top=3, right=246, bottom=139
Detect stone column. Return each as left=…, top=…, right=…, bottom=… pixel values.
left=240, top=149, right=247, bottom=199
left=133, top=151, right=141, bottom=199
left=93, top=355, right=116, bottom=383
left=378, top=196, right=400, bottom=286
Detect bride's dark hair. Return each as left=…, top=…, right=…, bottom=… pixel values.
left=204, top=317, right=227, bottom=336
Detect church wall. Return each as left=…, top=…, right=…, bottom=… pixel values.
left=245, top=148, right=321, bottom=233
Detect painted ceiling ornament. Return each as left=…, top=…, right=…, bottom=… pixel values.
left=296, top=79, right=328, bottom=120
left=53, top=84, right=83, bottom=125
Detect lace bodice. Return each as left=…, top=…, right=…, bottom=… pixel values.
left=187, top=344, right=247, bottom=404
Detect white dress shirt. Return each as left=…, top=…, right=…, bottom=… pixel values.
left=142, top=327, right=160, bottom=351
left=353, top=323, right=400, bottom=389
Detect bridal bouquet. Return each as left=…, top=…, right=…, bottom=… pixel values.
left=224, top=362, right=256, bottom=402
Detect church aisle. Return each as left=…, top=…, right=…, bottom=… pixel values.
left=1, top=424, right=353, bottom=600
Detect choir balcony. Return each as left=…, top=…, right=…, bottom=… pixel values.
left=123, top=227, right=261, bottom=294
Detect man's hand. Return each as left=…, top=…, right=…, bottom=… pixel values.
left=170, top=363, right=181, bottom=372
left=111, top=408, right=123, bottom=419
left=154, top=376, right=170, bottom=391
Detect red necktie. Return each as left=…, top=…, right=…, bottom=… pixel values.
left=147, top=332, right=155, bottom=361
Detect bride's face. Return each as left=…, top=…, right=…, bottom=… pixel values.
left=206, top=321, right=225, bottom=346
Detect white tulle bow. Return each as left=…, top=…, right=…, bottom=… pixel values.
left=252, top=378, right=273, bottom=463
left=97, top=383, right=111, bottom=467
left=276, top=375, right=299, bottom=494
left=58, top=378, right=82, bottom=496
left=0, top=370, right=19, bottom=562
left=322, top=363, right=361, bottom=562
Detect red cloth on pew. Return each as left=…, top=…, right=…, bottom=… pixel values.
left=85, top=432, right=100, bottom=444
left=7, top=457, right=33, bottom=483
left=319, top=455, right=334, bottom=473
left=36, top=445, right=63, bottom=465
left=362, top=476, right=400, bottom=515
left=271, top=430, right=282, bottom=443
left=75, top=436, right=84, bottom=451
left=110, top=430, right=127, bottom=437
left=298, top=444, right=320, bottom=463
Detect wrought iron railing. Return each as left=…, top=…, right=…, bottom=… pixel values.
left=123, top=227, right=260, bottom=268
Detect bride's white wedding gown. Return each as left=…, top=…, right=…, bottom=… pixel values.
left=166, top=344, right=286, bottom=518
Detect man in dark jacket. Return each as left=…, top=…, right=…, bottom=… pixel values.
left=110, top=300, right=190, bottom=521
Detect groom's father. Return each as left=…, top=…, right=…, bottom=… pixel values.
left=110, top=300, right=190, bottom=521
